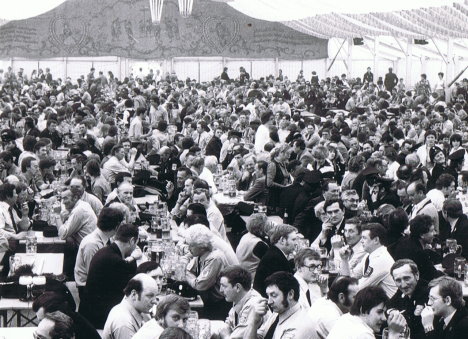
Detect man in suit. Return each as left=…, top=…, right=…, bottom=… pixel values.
left=441, top=199, right=468, bottom=259
left=391, top=215, right=444, bottom=282
left=387, top=259, right=429, bottom=339
left=421, top=276, right=468, bottom=338
left=79, top=223, right=141, bottom=329
left=312, top=198, right=346, bottom=252
left=253, top=224, right=298, bottom=296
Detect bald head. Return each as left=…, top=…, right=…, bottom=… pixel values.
left=124, top=273, right=159, bottom=313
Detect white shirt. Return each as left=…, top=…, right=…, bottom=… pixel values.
left=327, top=313, right=375, bottom=339
left=426, top=189, right=445, bottom=212
left=309, top=297, right=343, bottom=339
left=199, top=167, right=218, bottom=194
left=207, top=201, right=228, bottom=243
left=294, top=272, right=323, bottom=309
left=132, top=318, right=164, bottom=339
left=255, top=124, right=270, bottom=153
left=351, top=246, right=397, bottom=298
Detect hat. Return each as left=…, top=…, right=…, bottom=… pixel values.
left=303, top=170, right=322, bottom=185
left=448, top=149, right=465, bottom=162
left=1, top=129, right=15, bottom=143
left=429, top=146, right=443, bottom=163
left=361, top=167, right=380, bottom=177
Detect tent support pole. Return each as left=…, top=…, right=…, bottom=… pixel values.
left=431, top=38, right=448, bottom=64
left=406, top=38, right=412, bottom=87
left=373, top=37, right=379, bottom=77
left=327, top=38, right=346, bottom=72
left=393, top=36, right=405, bottom=55
left=347, top=38, right=353, bottom=76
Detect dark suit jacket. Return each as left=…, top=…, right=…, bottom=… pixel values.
left=387, top=279, right=428, bottom=339
left=253, top=245, right=293, bottom=297
left=427, top=307, right=468, bottom=339
left=451, top=215, right=468, bottom=259
left=390, top=236, right=443, bottom=282
left=205, top=136, right=222, bottom=160
left=244, top=177, right=267, bottom=205
left=79, top=242, right=136, bottom=329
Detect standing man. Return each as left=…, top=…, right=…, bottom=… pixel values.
left=441, top=199, right=468, bottom=259
left=103, top=273, right=159, bottom=339
left=254, top=111, right=273, bottom=153
left=384, top=67, right=398, bottom=92
left=363, top=67, right=374, bottom=84
left=221, top=67, right=230, bottom=82
left=421, top=276, right=468, bottom=338
left=339, top=223, right=398, bottom=298
left=245, top=272, right=315, bottom=339
left=219, top=266, right=266, bottom=339
left=80, top=223, right=141, bottom=329
left=253, top=224, right=298, bottom=296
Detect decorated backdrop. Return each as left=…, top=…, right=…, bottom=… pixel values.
left=0, top=0, right=328, bottom=59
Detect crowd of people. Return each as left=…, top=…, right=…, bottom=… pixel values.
left=0, top=63, right=468, bottom=339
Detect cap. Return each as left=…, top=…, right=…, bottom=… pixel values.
left=429, top=146, right=443, bottom=163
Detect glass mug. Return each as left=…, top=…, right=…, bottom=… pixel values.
left=382, top=326, right=410, bottom=339
left=446, top=239, right=463, bottom=255
left=454, top=257, right=466, bottom=280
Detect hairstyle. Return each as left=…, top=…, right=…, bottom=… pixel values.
left=44, top=311, right=75, bottom=339
left=21, top=156, right=37, bottom=173
left=32, top=291, right=70, bottom=313
left=123, top=277, right=143, bottom=297
left=220, top=265, right=252, bottom=290
left=350, top=286, right=389, bottom=315
left=256, top=160, right=268, bottom=176
left=23, top=135, right=37, bottom=152
left=428, top=276, right=465, bottom=310
left=111, top=145, right=124, bottom=156
left=323, top=198, right=344, bottom=212
left=156, top=294, right=190, bottom=320
left=264, top=271, right=300, bottom=301
left=184, top=224, right=213, bottom=252
left=362, top=223, right=387, bottom=244
left=137, top=261, right=161, bottom=274
left=115, top=172, right=132, bottom=185
left=387, top=208, right=409, bottom=235
left=39, top=157, right=56, bottom=170
left=450, top=133, right=462, bottom=144
left=409, top=214, right=434, bottom=239
left=345, top=217, right=362, bottom=233
left=114, top=223, right=139, bottom=243
left=159, top=328, right=193, bottom=339
left=191, top=156, right=205, bottom=170
left=97, top=207, right=125, bottom=232
left=294, top=248, right=320, bottom=270
left=435, top=174, right=456, bottom=190
left=0, top=183, right=16, bottom=201
left=85, top=160, right=101, bottom=177
left=443, top=199, right=464, bottom=219
left=390, top=259, right=419, bottom=277
left=348, top=155, right=365, bottom=173
left=246, top=213, right=267, bottom=237
left=327, top=276, right=359, bottom=303
left=311, top=145, right=329, bottom=160
left=269, top=224, right=297, bottom=245
left=270, top=143, right=290, bottom=159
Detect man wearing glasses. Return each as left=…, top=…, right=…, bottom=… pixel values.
left=342, top=189, right=360, bottom=218
left=293, top=248, right=328, bottom=309
left=421, top=276, right=468, bottom=337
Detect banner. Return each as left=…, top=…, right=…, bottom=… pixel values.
left=0, top=0, right=328, bottom=59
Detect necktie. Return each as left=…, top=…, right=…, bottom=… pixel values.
left=306, top=289, right=312, bottom=306
left=234, top=312, right=239, bottom=326
left=264, top=315, right=280, bottom=339
left=364, top=255, right=370, bottom=273
left=8, top=207, right=18, bottom=233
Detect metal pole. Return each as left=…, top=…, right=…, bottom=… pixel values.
left=327, top=38, right=346, bottom=72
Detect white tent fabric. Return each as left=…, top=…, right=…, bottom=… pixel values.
left=228, top=0, right=468, bottom=39
left=0, top=0, right=67, bottom=21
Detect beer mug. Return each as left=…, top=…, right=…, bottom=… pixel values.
left=382, top=326, right=410, bottom=339
left=446, top=239, right=462, bottom=255
left=454, top=257, right=466, bottom=280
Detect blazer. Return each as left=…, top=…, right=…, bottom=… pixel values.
left=79, top=242, right=136, bottom=329
left=253, top=245, right=293, bottom=297
left=427, top=307, right=468, bottom=339
left=450, top=215, right=468, bottom=259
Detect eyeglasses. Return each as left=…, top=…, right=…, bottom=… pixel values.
left=304, top=264, right=322, bottom=271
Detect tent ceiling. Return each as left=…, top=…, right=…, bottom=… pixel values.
left=228, top=0, right=468, bottom=39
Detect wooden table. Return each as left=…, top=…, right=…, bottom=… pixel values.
left=0, top=299, right=37, bottom=327
left=19, top=232, right=65, bottom=246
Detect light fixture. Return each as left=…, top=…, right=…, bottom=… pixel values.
left=178, top=0, right=194, bottom=18
left=149, top=0, right=165, bottom=24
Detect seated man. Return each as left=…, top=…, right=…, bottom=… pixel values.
left=191, top=187, right=227, bottom=242
left=35, top=311, right=75, bottom=339
left=339, top=223, right=397, bottom=298
left=133, top=294, right=190, bottom=339
left=219, top=265, right=267, bottom=339
left=244, top=271, right=315, bottom=339
left=293, top=248, right=328, bottom=308
left=309, top=276, right=359, bottom=338
left=327, top=286, right=407, bottom=339
left=421, top=276, right=468, bottom=338
left=387, top=259, right=429, bottom=339
left=103, top=273, right=159, bottom=339
left=33, top=291, right=100, bottom=339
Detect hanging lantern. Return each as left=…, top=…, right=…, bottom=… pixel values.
left=149, top=0, right=164, bottom=24
left=178, top=0, right=193, bottom=18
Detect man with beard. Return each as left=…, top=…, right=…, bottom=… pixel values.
left=387, top=259, right=429, bottom=339
left=132, top=294, right=190, bottom=339
left=245, top=272, right=315, bottom=339
left=309, top=276, right=359, bottom=338
left=328, top=286, right=407, bottom=339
